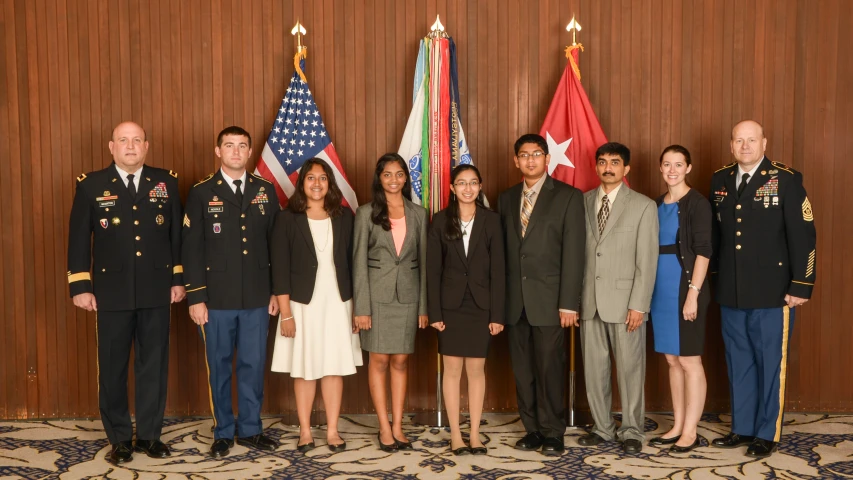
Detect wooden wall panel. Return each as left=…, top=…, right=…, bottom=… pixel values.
left=1, top=0, right=851, bottom=419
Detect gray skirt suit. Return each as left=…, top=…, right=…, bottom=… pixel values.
left=353, top=199, right=428, bottom=354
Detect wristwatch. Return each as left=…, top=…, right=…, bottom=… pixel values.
left=688, top=282, right=701, bottom=293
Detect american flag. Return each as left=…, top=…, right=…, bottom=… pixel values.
left=256, top=57, right=358, bottom=211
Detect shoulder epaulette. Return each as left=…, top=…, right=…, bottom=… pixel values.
left=169, top=170, right=178, bottom=178
left=250, top=172, right=273, bottom=184
left=194, top=172, right=215, bottom=187
left=76, top=173, right=88, bottom=182
left=714, top=163, right=736, bottom=173
left=771, top=161, right=794, bottom=174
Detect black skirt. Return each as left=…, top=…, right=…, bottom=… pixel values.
left=438, top=288, right=492, bottom=358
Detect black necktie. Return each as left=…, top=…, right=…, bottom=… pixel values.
left=234, top=179, right=243, bottom=205
left=737, top=173, right=750, bottom=197
left=127, top=174, right=136, bottom=198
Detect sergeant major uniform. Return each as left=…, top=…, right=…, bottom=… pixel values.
left=182, top=169, right=279, bottom=451
left=710, top=156, right=816, bottom=453
left=67, top=164, right=182, bottom=451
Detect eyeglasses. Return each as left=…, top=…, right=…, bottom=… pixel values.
left=517, top=151, right=546, bottom=160
left=453, top=180, right=480, bottom=188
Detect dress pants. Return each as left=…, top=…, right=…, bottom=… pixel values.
left=580, top=314, right=646, bottom=442
left=721, top=306, right=794, bottom=442
left=202, top=307, right=269, bottom=440
left=507, top=313, right=566, bottom=439
left=96, top=306, right=171, bottom=445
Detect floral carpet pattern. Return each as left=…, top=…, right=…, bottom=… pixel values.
left=1, top=413, right=852, bottom=479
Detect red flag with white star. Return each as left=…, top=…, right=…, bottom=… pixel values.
left=539, top=44, right=609, bottom=193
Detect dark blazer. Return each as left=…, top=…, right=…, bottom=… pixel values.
left=497, top=175, right=586, bottom=326
left=427, top=206, right=506, bottom=325
left=655, top=188, right=712, bottom=321
left=67, top=164, right=183, bottom=311
left=182, top=170, right=280, bottom=310
left=270, top=209, right=353, bottom=304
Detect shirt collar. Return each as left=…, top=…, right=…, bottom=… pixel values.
left=220, top=168, right=247, bottom=187
left=737, top=157, right=764, bottom=179
left=114, top=164, right=143, bottom=180
left=522, top=174, right=548, bottom=196
left=597, top=181, right=623, bottom=203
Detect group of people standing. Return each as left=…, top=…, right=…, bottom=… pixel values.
left=67, top=120, right=815, bottom=466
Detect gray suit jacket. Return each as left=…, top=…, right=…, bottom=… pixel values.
left=581, top=186, right=659, bottom=323
left=353, top=199, right=428, bottom=316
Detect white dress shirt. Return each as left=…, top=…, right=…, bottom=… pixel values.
left=220, top=169, right=248, bottom=194
left=736, top=157, right=764, bottom=190
left=596, top=181, right=623, bottom=214
left=114, top=164, right=143, bottom=191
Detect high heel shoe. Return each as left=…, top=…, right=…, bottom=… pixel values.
left=669, top=436, right=701, bottom=453
left=378, top=433, right=398, bottom=452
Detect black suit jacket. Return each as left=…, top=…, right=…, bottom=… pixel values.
left=67, top=164, right=183, bottom=311
left=427, top=206, right=505, bottom=325
left=182, top=170, right=280, bottom=310
left=497, top=175, right=586, bottom=326
left=270, top=209, right=353, bottom=304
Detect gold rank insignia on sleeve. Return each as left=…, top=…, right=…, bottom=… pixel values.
left=169, top=170, right=178, bottom=178
left=802, top=197, right=814, bottom=221
left=76, top=173, right=87, bottom=182
left=806, top=250, right=815, bottom=278
left=183, top=214, right=191, bottom=227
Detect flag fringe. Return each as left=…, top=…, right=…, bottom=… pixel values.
left=294, top=47, right=308, bottom=82
left=564, top=43, right=584, bottom=81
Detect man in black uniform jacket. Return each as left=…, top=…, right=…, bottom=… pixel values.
left=67, top=121, right=185, bottom=465
left=182, top=126, right=280, bottom=458
left=710, top=120, right=816, bottom=458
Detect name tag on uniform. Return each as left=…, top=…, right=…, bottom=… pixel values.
left=98, top=201, right=115, bottom=207
left=208, top=206, right=224, bottom=213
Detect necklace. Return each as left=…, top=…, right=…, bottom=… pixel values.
left=311, top=217, right=331, bottom=252
left=460, top=213, right=475, bottom=236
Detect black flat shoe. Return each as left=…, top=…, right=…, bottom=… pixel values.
left=134, top=439, right=171, bottom=458
left=296, top=441, right=315, bottom=453
left=746, top=438, right=777, bottom=458
left=648, top=435, right=681, bottom=447
left=670, top=436, right=701, bottom=453
left=515, top=431, right=544, bottom=451
left=237, top=433, right=279, bottom=451
left=622, top=438, right=642, bottom=454
left=209, top=438, right=234, bottom=458
left=577, top=433, right=607, bottom=447
left=470, top=445, right=488, bottom=455
left=106, top=441, right=134, bottom=465
left=712, top=432, right=754, bottom=449
left=378, top=433, right=398, bottom=452
left=394, top=436, right=413, bottom=451
left=328, top=441, right=347, bottom=453
left=451, top=443, right=471, bottom=456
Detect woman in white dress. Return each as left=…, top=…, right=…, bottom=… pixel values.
left=270, top=158, right=362, bottom=453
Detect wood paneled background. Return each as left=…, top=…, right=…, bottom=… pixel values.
left=1, top=0, right=851, bottom=420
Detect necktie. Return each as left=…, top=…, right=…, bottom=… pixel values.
left=520, top=189, right=534, bottom=237
left=737, top=172, right=750, bottom=197
left=234, top=179, right=243, bottom=205
left=126, top=174, right=136, bottom=199
left=598, top=194, right=610, bottom=235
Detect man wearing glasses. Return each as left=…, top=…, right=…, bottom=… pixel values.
left=497, top=133, right=586, bottom=456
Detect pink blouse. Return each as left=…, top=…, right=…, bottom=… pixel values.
left=390, top=217, right=406, bottom=255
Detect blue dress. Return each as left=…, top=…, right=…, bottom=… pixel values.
left=650, top=202, right=682, bottom=355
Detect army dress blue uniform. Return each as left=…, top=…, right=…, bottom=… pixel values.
left=67, top=164, right=182, bottom=446
left=182, top=170, right=279, bottom=442
left=710, top=156, right=816, bottom=447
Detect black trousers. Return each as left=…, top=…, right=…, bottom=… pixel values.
left=507, top=313, right=566, bottom=439
left=97, top=305, right=170, bottom=444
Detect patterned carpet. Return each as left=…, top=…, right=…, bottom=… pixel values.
left=1, top=413, right=852, bottom=479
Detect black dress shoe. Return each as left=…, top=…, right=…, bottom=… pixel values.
left=237, top=434, right=279, bottom=451
left=470, top=445, right=488, bottom=455
left=540, top=437, right=565, bottom=457
left=711, top=432, right=754, bottom=448
left=515, top=431, right=544, bottom=451
left=296, top=441, right=315, bottom=453
left=393, top=436, right=413, bottom=451
left=106, top=441, right=134, bottom=465
left=648, top=435, right=681, bottom=447
left=577, top=433, right=607, bottom=447
left=670, top=436, right=701, bottom=453
left=209, top=438, right=234, bottom=458
left=746, top=438, right=777, bottom=458
left=622, top=438, right=642, bottom=454
left=378, top=433, right=398, bottom=452
left=134, top=439, right=171, bottom=458
left=328, top=440, right=347, bottom=453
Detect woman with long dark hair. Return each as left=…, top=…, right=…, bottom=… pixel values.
left=427, top=164, right=505, bottom=455
left=353, top=153, right=429, bottom=452
left=648, top=145, right=712, bottom=453
left=270, top=158, right=362, bottom=453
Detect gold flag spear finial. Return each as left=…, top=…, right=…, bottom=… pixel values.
left=291, top=21, right=308, bottom=82
left=291, top=21, right=307, bottom=52
left=566, top=16, right=582, bottom=46
left=429, top=15, right=448, bottom=38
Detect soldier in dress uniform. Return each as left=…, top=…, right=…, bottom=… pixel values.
left=710, top=120, right=816, bottom=458
left=182, top=126, right=280, bottom=458
left=67, top=121, right=185, bottom=465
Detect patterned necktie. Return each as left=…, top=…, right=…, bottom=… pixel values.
left=233, top=179, right=243, bottom=205
left=126, top=174, right=136, bottom=199
left=737, top=172, right=750, bottom=197
left=598, top=194, right=610, bottom=235
left=521, top=189, right=535, bottom=237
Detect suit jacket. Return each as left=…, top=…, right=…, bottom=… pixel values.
left=270, top=209, right=353, bottom=304
left=497, top=175, right=586, bottom=326
left=710, top=156, right=816, bottom=308
left=427, top=206, right=506, bottom=325
left=67, top=164, right=183, bottom=311
left=182, top=170, right=280, bottom=310
left=352, top=199, right=428, bottom=316
left=581, top=185, right=659, bottom=323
